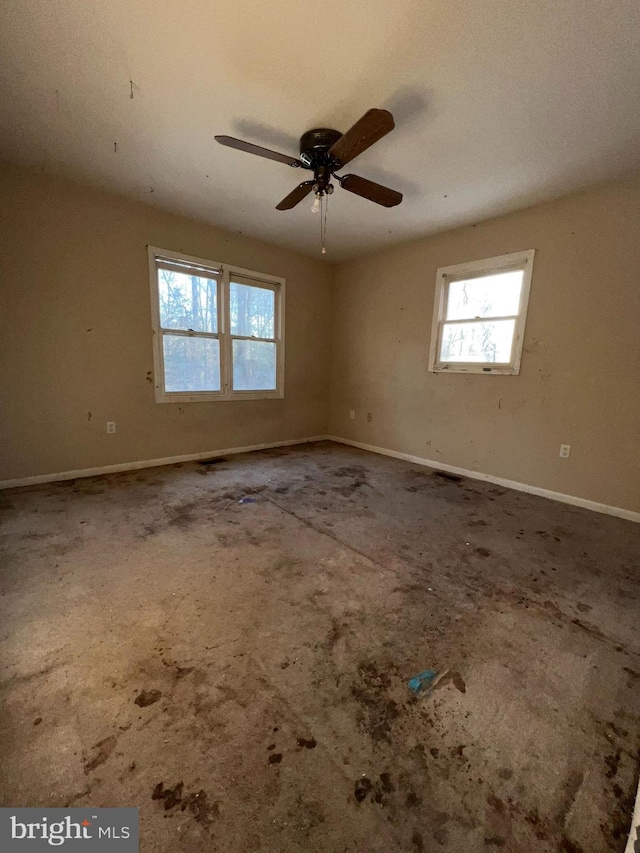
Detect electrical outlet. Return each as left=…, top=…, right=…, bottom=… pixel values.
left=349, top=410, right=355, bottom=420
left=107, top=421, right=116, bottom=434
left=559, top=444, right=570, bottom=458
left=366, top=412, right=373, bottom=423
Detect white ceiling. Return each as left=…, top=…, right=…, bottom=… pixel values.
left=1, top=0, right=639, bottom=261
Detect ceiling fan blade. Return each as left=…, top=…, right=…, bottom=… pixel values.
left=339, top=173, right=403, bottom=207
left=276, top=181, right=315, bottom=210
left=215, top=135, right=302, bottom=167
left=329, top=109, right=395, bottom=167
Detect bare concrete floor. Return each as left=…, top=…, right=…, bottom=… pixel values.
left=1, top=440, right=639, bottom=852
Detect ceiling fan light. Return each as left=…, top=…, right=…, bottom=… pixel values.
left=311, top=194, right=321, bottom=214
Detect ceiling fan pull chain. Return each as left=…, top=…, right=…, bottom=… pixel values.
left=321, top=191, right=329, bottom=254
left=325, top=191, right=330, bottom=254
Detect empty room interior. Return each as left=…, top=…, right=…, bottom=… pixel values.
left=1, top=1, right=640, bottom=851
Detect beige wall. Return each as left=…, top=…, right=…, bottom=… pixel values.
left=329, top=176, right=640, bottom=513
left=0, top=163, right=333, bottom=481
left=2, top=163, right=639, bottom=512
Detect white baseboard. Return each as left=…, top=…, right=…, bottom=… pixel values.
left=0, top=436, right=328, bottom=490
left=3, top=434, right=638, bottom=523
left=327, top=435, right=640, bottom=524
left=625, top=778, right=640, bottom=853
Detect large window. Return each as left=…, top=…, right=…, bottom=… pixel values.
left=149, top=247, right=284, bottom=401
left=428, top=250, right=535, bottom=375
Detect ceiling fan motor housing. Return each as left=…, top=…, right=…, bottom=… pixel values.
left=299, top=128, right=343, bottom=170
left=299, top=128, right=342, bottom=194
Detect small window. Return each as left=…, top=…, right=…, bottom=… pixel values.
left=428, top=250, right=535, bottom=375
left=149, top=247, right=284, bottom=401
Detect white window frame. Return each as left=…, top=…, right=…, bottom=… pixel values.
left=428, top=249, right=535, bottom=375
left=148, top=246, right=285, bottom=402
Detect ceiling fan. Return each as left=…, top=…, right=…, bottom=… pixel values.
left=215, top=109, right=402, bottom=212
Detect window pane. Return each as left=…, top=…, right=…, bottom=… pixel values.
left=163, top=334, right=220, bottom=392
left=232, top=339, right=276, bottom=391
left=158, top=269, right=218, bottom=332
left=440, top=319, right=515, bottom=363
left=230, top=282, right=275, bottom=338
left=446, top=270, right=523, bottom=320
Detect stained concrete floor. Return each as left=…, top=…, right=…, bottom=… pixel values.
left=1, top=440, right=639, bottom=852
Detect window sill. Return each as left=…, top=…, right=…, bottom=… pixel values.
left=431, top=364, right=520, bottom=375
left=155, top=389, right=284, bottom=403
